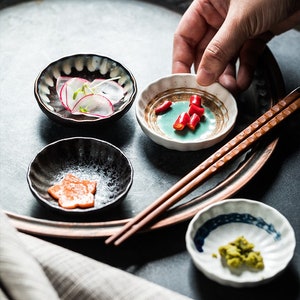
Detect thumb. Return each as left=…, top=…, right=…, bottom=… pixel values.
left=196, top=17, right=248, bottom=86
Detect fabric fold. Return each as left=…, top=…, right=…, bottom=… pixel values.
left=0, top=210, right=192, bottom=300
left=0, top=210, right=60, bottom=300
left=19, top=233, right=192, bottom=300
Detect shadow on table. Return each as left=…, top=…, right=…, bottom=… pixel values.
left=38, top=219, right=299, bottom=300
left=188, top=263, right=299, bottom=300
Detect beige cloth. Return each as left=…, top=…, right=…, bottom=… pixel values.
left=0, top=211, right=60, bottom=300
left=0, top=211, right=192, bottom=300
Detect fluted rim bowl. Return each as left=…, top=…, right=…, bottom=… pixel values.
left=27, top=137, right=133, bottom=215
left=136, top=74, right=238, bottom=151
left=34, top=54, right=137, bottom=126
left=186, top=198, right=296, bottom=287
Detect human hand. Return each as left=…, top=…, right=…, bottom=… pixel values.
left=172, top=0, right=300, bottom=93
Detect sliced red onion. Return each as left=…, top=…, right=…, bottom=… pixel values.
left=60, top=77, right=89, bottom=111
left=56, top=76, right=123, bottom=118
left=71, top=94, right=114, bottom=118
left=56, top=76, right=72, bottom=110
left=56, top=76, right=72, bottom=93
left=90, top=79, right=125, bottom=104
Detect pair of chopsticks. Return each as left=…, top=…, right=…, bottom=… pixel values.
left=105, top=87, right=300, bottom=246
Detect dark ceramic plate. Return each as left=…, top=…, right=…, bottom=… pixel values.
left=34, top=54, right=137, bottom=127
left=1, top=0, right=286, bottom=238
left=27, top=137, right=133, bottom=215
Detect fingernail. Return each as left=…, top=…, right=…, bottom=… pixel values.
left=197, top=67, right=215, bottom=86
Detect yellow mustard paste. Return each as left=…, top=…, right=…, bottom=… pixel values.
left=217, top=236, right=264, bottom=269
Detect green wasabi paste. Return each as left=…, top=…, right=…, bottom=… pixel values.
left=218, top=236, right=264, bottom=270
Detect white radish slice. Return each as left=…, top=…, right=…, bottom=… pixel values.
left=90, top=79, right=125, bottom=104
left=59, top=77, right=89, bottom=110
left=71, top=94, right=114, bottom=118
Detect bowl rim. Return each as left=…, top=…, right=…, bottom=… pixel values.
left=185, top=198, right=296, bottom=287
left=27, top=136, right=134, bottom=214
left=34, top=53, right=138, bottom=125
left=135, top=73, right=238, bottom=151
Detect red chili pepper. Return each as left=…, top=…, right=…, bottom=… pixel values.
left=188, top=104, right=205, bottom=118
left=189, top=95, right=202, bottom=107
left=155, top=100, right=172, bottom=114
left=173, top=112, right=190, bottom=131
left=187, top=113, right=200, bottom=130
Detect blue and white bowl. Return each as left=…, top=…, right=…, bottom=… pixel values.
left=186, top=198, right=296, bottom=287
left=34, top=54, right=137, bottom=126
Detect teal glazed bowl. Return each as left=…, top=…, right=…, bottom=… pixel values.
left=136, top=74, right=237, bottom=151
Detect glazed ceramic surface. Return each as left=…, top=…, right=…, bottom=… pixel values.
left=136, top=74, right=237, bottom=151
left=185, top=198, right=296, bottom=287
left=27, top=137, right=133, bottom=215
left=34, top=54, right=137, bottom=126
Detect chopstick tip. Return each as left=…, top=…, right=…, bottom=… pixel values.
left=104, top=237, right=114, bottom=245
left=104, top=234, right=124, bottom=246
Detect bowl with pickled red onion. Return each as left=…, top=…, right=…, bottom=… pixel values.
left=34, top=54, right=137, bottom=126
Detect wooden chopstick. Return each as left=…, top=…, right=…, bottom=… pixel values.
left=105, top=87, right=300, bottom=246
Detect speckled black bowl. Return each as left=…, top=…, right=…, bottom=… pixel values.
left=34, top=54, right=137, bottom=126
left=27, top=137, right=133, bottom=215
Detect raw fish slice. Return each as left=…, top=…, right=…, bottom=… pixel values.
left=48, top=174, right=97, bottom=209
left=59, top=193, right=95, bottom=209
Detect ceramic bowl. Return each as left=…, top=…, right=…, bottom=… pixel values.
left=136, top=74, right=237, bottom=151
left=186, top=198, right=296, bottom=287
left=34, top=54, right=137, bottom=126
left=27, top=137, right=133, bottom=215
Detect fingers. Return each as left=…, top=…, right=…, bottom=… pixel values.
left=209, top=31, right=272, bottom=94
left=194, top=0, right=294, bottom=87
left=172, top=2, right=206, bottom=74
left=196, top=14, right=247, bottom=86
left=172, top=0, right=225, bottom=74
left=172, top=31, right=198, bottom=74
left=219, top=30, right=273, bottom=93
left=172, top=0, right=293, bottom=92
left=218, top=62, right=238, bottom=94
left=236, top=31, right=274, bottom=91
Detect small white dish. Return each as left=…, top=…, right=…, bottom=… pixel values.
left=186, top=198, right=296, bottom=287
left=136, top=74, right=237, bottom=151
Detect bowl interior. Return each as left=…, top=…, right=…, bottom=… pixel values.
left=186, top=198, right=296, bottom=287
left=35, top=54, right=137, bottom=125
left=27, top=137, right=133, bottom=214
left=136, top=74, right=237, bottom=151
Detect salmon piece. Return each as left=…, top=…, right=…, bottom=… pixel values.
left=48, top=173, right=97, bottom=209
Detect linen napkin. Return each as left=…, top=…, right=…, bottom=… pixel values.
left=0, top=210, right=192, bottom=300
left=0, top=210, right=60, bottom=300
